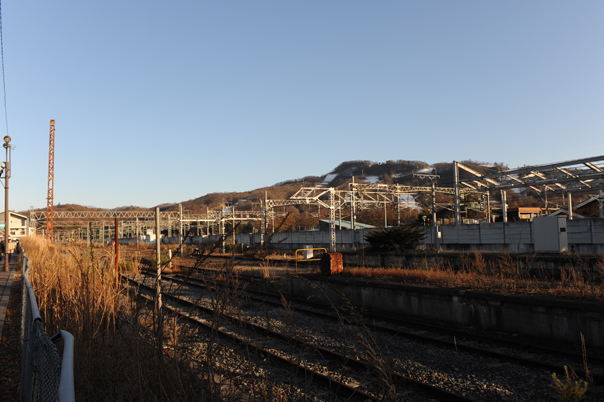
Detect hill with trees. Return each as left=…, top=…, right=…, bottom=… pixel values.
left=25, top=159, right=585, bottom=233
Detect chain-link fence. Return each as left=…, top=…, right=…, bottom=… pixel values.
left=20, top=249, right=75, bottom=402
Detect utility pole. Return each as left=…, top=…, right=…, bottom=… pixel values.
left=3, top=135, right=10, bottom=272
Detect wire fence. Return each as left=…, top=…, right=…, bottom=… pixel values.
left=20, top=248, right=75, bottom=402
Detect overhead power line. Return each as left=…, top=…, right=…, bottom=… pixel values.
left=0, top=0, right=8, bottom=136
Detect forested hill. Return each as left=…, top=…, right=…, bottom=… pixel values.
left=27, top=159, right=509, bottom=219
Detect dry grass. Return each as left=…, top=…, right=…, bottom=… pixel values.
left=21, top=236, right=343, bottom=401
left=21, top=236, right=206, bottom=401
left=343, top=252, right=604, bottom=301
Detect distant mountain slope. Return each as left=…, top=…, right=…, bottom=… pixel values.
left=23, top=159, right=510, bottom=217
left=166, top=159, right=507, bottom=214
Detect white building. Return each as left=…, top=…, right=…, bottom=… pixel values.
left=0, top=211, right=33, bottom=239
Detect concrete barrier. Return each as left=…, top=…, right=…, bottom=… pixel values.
left=285, top=274, right=604, bottom=348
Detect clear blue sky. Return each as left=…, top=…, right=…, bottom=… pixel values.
left=2, top=1, right=603, bottom=211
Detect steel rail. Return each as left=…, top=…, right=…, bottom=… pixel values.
left=124, top=276, right=381, bottom=402
left=162, top=271, right=604, bottom=384
left=125, top=274, right=481, bottom=402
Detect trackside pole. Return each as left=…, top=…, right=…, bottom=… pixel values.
left=179, top=203, right=183, bottom=257
left=155, top=207, right=163, bottom=347
left=115, top=217, right=119, bottom=289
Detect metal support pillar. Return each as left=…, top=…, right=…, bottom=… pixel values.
left=486, top=192, right=491, bottom=223
left=431, top=183, right=437, bottom=227
left=232, top=205, right=236, bottom=248
left=136, top=218, right=139, bottom=248
left=155, top=207, right=162, bottom=349
left=329, top=188, right=336, bottom=252
left=600, top=190, right=603, bottom=219
left=383, top=199, right=387, bottom=227
left=179, top=203, right=183, bottom=257
left=396, top=195, right=400, bottom=227
left=454, top=161, right=460, bottom=242
left=431, top=183, right=437, bottom=243
left=260, top=192, right=267, bottom=245
left=115, top=217, right=119, bottom=289
left=221, top=207, right=225, bottom=254
left=568, top=193, right=573, bottom=220
left=350, top=186, right=356, bottom=230
left=502, top=190, right=508, bottom=223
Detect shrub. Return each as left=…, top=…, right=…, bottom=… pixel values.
left=364, top=226, right=426, bottom=252
left=550, top=366, right=588, bottom=402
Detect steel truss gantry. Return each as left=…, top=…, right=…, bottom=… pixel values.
left=455, top=155, right=604, bottom=224
left=288, top=183, right=461, bottom=252
left=32, top=210, right=181, bottom=220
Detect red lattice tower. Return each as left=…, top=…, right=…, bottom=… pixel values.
left=46, top=119, right=55, bottom=244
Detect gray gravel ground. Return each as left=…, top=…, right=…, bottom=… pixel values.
left=132, top=272, right=604, bottom=401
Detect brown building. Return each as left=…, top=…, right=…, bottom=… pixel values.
left=573, top=196, right=604, bottom=218
left=506, top=207, right=542, bottom=221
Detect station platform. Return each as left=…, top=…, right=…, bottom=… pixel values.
left=0, top=255, right=18, bottom=339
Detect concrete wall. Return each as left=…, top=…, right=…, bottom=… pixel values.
left=285, top=275, right=604, bottom=348
left=161, top=229, right=375, bottom=251
left=157, top=218, right=604, bottom=253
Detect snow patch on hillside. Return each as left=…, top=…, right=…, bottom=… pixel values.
left=365, top=176, right=380, bottom=184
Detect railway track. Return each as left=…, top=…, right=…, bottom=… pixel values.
left=139, top=260, right=604, bottom=374
left=159, top=272, right=604, bottom=383
left=124, top=268, right=604, bottom=401
left=124, top=273, right=484, bottom=401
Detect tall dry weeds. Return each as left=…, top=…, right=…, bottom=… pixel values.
left=342, top=251, right=604, bottom=300
left=21, top=236, right=205, bottom=401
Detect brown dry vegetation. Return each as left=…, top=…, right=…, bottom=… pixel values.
left=20, top=236, right=208, bottom=401
left=22, top=236, right=396, bottom=401
left=343, top=252, right=604, bottom=301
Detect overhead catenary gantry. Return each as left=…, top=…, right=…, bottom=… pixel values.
left=288, top=183, right=462, bottom=251
left=35, top=155, right=604, bottom=252
left=455, top=155, right=604, bottom=224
